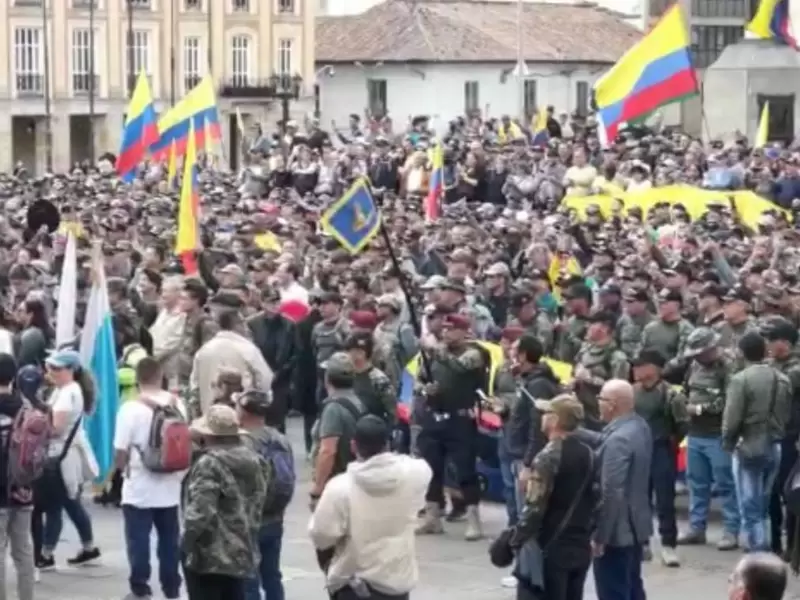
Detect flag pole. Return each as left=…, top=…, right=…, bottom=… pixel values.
left=377, top=222, right=433, bottom=380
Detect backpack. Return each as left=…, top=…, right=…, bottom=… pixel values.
left=136, top=395, right=192, bottom=473
left=7, top=403, right=52, bottom=487
left=253, top=432, right=296, bottom=515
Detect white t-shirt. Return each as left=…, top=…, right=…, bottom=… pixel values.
left=113, top=390, right=187, bottom=508
left=48, top=381, right=88, bottom=457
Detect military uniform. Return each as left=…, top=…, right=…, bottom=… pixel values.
left=678, top=327, right=740, bottom=549
left=352, top=365, right=397, bottom=426
left=616, top=312, right=653, bottom=360
left=183, top=407, right=268, bottom=592
left=573, top=341, right=629, bottom=429
left=312, top=318, right=350, bottom=403
left=554, top=315, right=589, bottom=363
left=713, top=317, right=759, bottom=371
left=513, top=312, right=556, bottom=356
left=640, top=317, right=694, bottom=363
left=416, top=319, right=486, bottom=540
left=373, top=313, right=418, bottom=393
left=178, top=312, right=218, bottom=417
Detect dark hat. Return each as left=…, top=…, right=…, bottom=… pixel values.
left=699, top=282, right=725, bottom=300
left=320, top=352, right=355, bottom=377
left=587, top=310, right=616, bottom=328
left=440, top=279, right=467, bottom=294
left=562, top=283, right=592, bottom=302
left=501, top=325, right=525, bottom=341
left=599, top=283, right=622, bottom=296
left=632, top=349, right=666, bottom=369
left=442, top=313, right=471, bottom=331
left=344, top=331, right=374, bottom=354
left=684, top=327, right=720, bottom=358
left=235, top=390, right=271, bottom=417
left=210, top=291, right=244, bottom=309
left=658, top=288, right=683, bottom=304
left=723, top=285, right=753, bottom=304
left=623, top=288, right=648, bottom=303
left=761, top=316, right=798, bottom=344
left=349, top=310, right=378, bottom=330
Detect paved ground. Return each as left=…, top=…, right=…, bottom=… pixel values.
left=15, top=417, right=800, bottom=599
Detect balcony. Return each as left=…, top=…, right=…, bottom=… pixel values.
left=72, top=0, right=98, bottom=7
left=127, top=0, right=152, bottom=9
left=14, top=0, right=43, bottom=6
left=73, top=74, right=99, bottom=95
left=16, top=74, right=44, bottom=97
left=218, top=77, right=276, bottom=99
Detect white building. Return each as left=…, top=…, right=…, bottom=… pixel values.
left=315, top=0, right=642, bottom=129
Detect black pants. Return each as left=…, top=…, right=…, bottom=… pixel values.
left=770, top=435, right=799, bottom=553
left=542, top=563, right=589, bottom=600
left=332, top=585, right=409, bottom=600
left=417, top=413, right=480, bottom=506
left=183, top=567, right=245, bottom=600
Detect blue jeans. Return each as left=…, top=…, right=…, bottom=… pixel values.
left=244, top=521, right=284, bottom=600
left=593, top=544, right=645, bottom=600
left=733, top=443, right=781, bottom=552
left=686, top=435, right=740, bottom=535
left=122, top=505, right=181, bottom=599
left=43, top=494, right=93, bottom=551
left=497, top=440, right=518, bottom=526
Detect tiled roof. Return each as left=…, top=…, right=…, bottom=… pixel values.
left=316, top=0, right=642, bottom=64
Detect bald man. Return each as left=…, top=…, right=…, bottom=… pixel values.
left=575, top=379, right=653, bottom=600
left=729, top=553, right=787, bottom=600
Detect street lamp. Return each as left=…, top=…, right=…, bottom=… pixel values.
left=269, top=73, right=303, bottom=137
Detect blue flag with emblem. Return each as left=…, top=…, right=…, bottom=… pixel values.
left=320, top=178, right=381, bottom=254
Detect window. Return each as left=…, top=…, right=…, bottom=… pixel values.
left=231, top=35, right=251, bottom=86
left=757, top=94, right=795, bottom=142
left=185, top=0, right=201, bottom=8
left=126, top=29, right=151, bottom=90
left=691, top=0, right=746, bottom=17
left=183, top=36, right=201, bottom=93
left=14, top=0, right=42, bottom=5
left=523, top=80, right=537, bottom=120
left=72, top=28, right=97, bottom=95
left=73, top=0, right=98, bottom=7
left=128, top=0, right=152, bottom=8
left=575, top=81, right=589, bottom=117
left=367, top=79, right=387, bottom=118
left=14, top=27, right=43, bottom=96
left=464, top=81, right=479, bottom=115
left=691, top=25, right=742, bottom=68
left=232, top=0, right=249, bottom=10
left=278, top=0, right=294, bottom=12
left=278, top=39, right=292, bottom=75
left=649, top=0, right=671, bottom=16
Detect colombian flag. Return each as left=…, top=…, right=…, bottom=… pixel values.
left=117, top=71, right=159, bottom=182
left=747, top=0, right=797, bottom=49
left=166, top=139, right=179, bottom=189
left=593, top=4, right=698, bottom=145
left=425, top=141, right=444, bottom=222
left=152, top=76, right=222, bottom=160
left=175, top=123, right=201, bottom=275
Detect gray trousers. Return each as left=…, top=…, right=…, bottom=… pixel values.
left=0, top=507, right=34, bottom=600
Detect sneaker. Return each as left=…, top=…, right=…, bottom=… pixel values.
left=67, top=547, right=101, bottom=566
left=446, top=505, right=467, bottom=522
left=661, top=547, right=680, bottom=567
left=677, top=529, right=706, bottom=545
left=34, top=568, right=40, bottom=583
left=717, top=532, right=739, bottom=551
left=36, top=556, right=55, bottom=571
left=501, top=575, right=517, bottom=588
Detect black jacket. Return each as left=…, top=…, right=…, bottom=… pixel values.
left=293, top=309, right=323, bottom=414
left=504, top=363, right=561, bottom=464
left=247, top=313, right=298, bottom=389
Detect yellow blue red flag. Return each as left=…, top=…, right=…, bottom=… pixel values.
left=117, top=71, right=159, bottom=182
left=320, top=178, right=381, bottom=254
left=747, top=0, right=797, bottom=49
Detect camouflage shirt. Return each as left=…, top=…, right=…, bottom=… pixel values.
left=713, top=318, right=760, bottom=372
left=615, top=312, right=653, bottom=360
left=178, top=313, right=218, bottom=385
left=513, top=312, right=556, bottom=356
left=352, top=366, right=397, bottom=426
left=510, top=436, right=563, bottom=547
left=182, top=444, right=267, bottom=578
left=554, top=315, right=589, bottom=363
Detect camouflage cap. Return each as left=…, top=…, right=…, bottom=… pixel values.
left=533, top=394, right=585, bottom=429
left=190, top=404, right=243, bottom=437
left=320, top=351, right=355, bottom=377
left=683, top=327, right=720, bottom=358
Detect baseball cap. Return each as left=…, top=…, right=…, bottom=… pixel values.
left=723, top=285, right=753, bottom=304
left=533, top=394, right=585, bottom=429
left=344, top=331, right=374, bottom=355
left=320, top=352, right=355, bottom=377
left=632, top=349, right=667, bottom=369
left=45, top=349, right=82, bottom=371
left=235, top=390, right=272, bottom=417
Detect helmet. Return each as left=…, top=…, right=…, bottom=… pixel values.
left=683, top=327, right=719, bottom=358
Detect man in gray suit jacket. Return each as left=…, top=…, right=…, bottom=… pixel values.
left=577, top=379, right=652, bottom=600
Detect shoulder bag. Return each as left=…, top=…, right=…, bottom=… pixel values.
left=33, top=416, right=83, bottom=510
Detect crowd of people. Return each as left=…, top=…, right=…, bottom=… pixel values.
left=0, top=108, right=794, bottom=600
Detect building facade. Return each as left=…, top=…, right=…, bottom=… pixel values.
left=0, top=0, right=316, bottom=173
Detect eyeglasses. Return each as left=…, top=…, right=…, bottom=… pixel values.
left=597, top=395, right=613, bottom=404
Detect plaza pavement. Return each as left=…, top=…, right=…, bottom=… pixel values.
left=19, top=417, right=800, bottom=600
